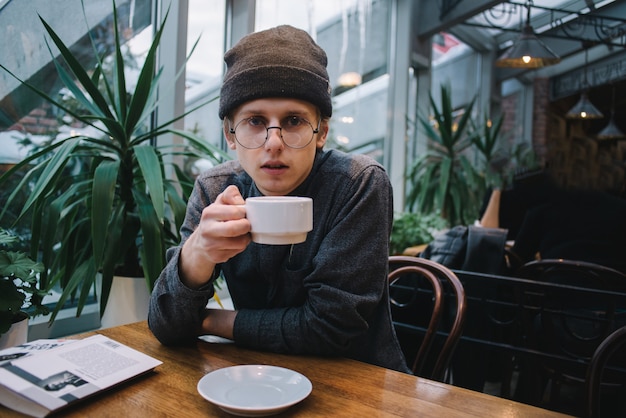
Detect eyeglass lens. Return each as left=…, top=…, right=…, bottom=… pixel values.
left=231, top=116, right=318, bottom=149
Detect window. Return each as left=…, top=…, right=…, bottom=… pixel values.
left=183, top=0, right=226, bottom=164
left=0, top=0, right=154, bottom=338
left=255, top=0, right=390, bottom=163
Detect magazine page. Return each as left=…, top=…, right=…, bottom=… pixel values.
left=0, top=339, right=76, bottom=367
left=0, top=334, right=162, bottom=417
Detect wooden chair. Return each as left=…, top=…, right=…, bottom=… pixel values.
left=449, top=269, right=523, bottom=396
left=516, top=259, right=626, bottom=291
left=388, top=256, right=466, bottom=382
left=513, top=259, right=626, bottom=410
left=585, top=325, right=626, bottom=418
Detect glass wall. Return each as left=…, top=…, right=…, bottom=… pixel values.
left=180, top=0, right=392, bottom=165
left=0, top=0, right=153, bottom=228
left=0, top=0, right=407, bottom=228
left=0, top=0, right=153, bottom=157
left=255, top=0, right=390, bottom=163
left=183, top=0, right=226, bottom=170
left=0, top=0, right=409, bottom=336
left=0, top=0, right=154, bottom=337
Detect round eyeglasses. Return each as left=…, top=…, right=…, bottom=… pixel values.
left=229, top=116, right=320, bottom=149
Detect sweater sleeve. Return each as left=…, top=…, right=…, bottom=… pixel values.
left=147, top=175, right=219, bottom=345
left=147, top=246, right=217, bottom=345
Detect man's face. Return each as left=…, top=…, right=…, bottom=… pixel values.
left=225, top=98, right=328, bottom=196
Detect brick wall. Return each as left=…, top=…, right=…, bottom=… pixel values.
left=498, top=78, right=623, bottom=193
left=8, top=102, right=59, bottom=135
left=532, top=77, right=550, bottom=165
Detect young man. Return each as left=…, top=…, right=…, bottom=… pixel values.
left=148, top=25, right=410, bottom=373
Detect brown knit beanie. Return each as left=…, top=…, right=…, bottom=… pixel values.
left=219, top=25, right=332, bottom=120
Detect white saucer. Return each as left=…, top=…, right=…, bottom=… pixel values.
left=197, top=365, right=312, bottom=417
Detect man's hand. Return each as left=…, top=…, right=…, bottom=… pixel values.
left=200, top=308, right=238, bottom=341
left=179, top=185, right=251, bottom=288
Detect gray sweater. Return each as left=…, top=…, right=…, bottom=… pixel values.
left=148, top=149, right=410, bottom=373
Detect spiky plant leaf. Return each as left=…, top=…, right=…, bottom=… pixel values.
left=406, top=84, right=482, bottom=225
left=0, top=0, right=229, bottom=323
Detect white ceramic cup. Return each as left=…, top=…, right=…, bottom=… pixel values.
left=245, top=196, right=313, bottom=245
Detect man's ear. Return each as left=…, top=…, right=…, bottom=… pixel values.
left=223, top=120, right=237, bottom=150
left=315, top=119, right=329, bottom=149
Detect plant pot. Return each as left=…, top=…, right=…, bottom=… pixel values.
left=98, top=275, right=151, bottom=330
left=0, top=312, right=28, bottom=349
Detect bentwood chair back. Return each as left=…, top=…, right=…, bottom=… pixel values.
left=513, top=258, right=626, bottom=408
left=388, top=256, right=467, bottom=382
left=516, top=259, right=626, bottom=291
left=585, top=325, right=626, bottom=418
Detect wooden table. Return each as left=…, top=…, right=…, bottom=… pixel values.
left=1, top=321, right=570, bottom=417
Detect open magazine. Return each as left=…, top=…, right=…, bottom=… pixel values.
left=0, top=335, right=162, bottom=417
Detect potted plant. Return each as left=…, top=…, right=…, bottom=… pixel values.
left=389, top=212, right=448, bottom=256
left=471, top=113, right=505, bottom=191
left=406, top=84, right=483, bottom=226
left=0, top=228, right=47, bottom=348
left=0, top=1, right=228, bottom=324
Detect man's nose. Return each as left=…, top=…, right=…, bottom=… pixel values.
left=265, top=126, right=284, bottom=149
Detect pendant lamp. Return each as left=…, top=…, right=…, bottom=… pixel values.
left=495, top=1, right=561, bottom=68
left=566, top=92, right=604, bottom=119
left=597, top=85, right=625, bottom=140
left=565, top=49, right=604, bottom=119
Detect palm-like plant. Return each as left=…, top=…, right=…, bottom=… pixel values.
left=472, top=113, right=506, bottom=190
left=0, top=1, right=228, bottom=322
left=406, top=84, right=482, bottom=226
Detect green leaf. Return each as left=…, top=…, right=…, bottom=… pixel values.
left=435, top=157, right=451, bottom=212
left=405, top=83, right=484, bottom=224
left=92, top=160, right=120, bottom=268
left=125, top=8, right=169, bottom=136
left=39, top=16, right=114, bottom=120
left=49, top=259, right=96, bottom=322
left=99, top=205, right=125, bottom=312
left=133, top=189, right=163, bottom=289
left=111, top=5, right=128, bottom=123
left=165, top=182, right=188, bottom=230
left=134, top=145, right=165, bottom=221
left=0, top=280, right=25, bottom=313
left=168, top=127, right=230, bottom=163
left=0, top=0, right=233, bottom=325
left=22, top=138, right=80, bottom=216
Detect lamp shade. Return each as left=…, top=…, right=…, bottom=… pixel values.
left=496, top=25, right=561, bottom=68
left=565, top=92, right=604, bottom=119
left=597, top=113, right=625, bottom=140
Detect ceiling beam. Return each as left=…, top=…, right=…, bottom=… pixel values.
left=448, top=24, right=497, bottom=53
left=413, top=0, right=502, bottom=40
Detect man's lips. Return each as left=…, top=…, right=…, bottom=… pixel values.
left=261, top=162, right=288, bottom=171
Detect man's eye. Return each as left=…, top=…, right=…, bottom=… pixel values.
left=284, top=116, right=304, bottom=127
left=247, top=117, right=265, bottom=127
